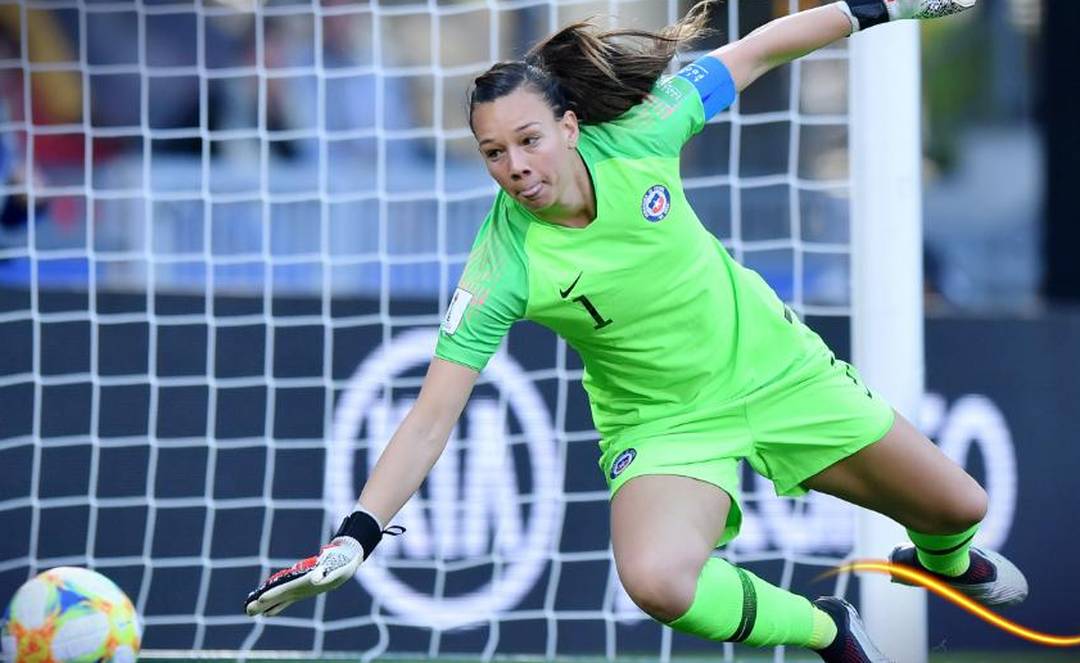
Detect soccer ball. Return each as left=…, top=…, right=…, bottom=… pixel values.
left=1, top=567, right=141, bottom=663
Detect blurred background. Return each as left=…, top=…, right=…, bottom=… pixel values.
left=0, top=0, right=1065, bottom=310
left=1, top=0, right=1077, bottom=661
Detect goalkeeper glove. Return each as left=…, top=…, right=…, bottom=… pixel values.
left=837, top=0, right=976, bottom=33
left=244, top=509, right=404, bottom=617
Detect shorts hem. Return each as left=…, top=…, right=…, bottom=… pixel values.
left=609, top=468, right=744, bottom=547
left=772, top=407, right=897, bottom=497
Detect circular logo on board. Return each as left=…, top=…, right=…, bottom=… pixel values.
left=610, top=448, right=637, bottom=479
left=641, top=185, right=671, bottom=222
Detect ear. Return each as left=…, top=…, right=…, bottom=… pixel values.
left=559, top=109, right=580, bottom=149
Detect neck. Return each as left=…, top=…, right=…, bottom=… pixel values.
left=534, top=150, right=596, bottom=228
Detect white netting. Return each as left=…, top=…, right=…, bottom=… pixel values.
left=0, top=0, right=867, bottom=660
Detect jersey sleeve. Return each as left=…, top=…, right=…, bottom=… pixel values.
left=621, top=55, right=736, bottom=155
left=435, top=207, right=529, bottom=371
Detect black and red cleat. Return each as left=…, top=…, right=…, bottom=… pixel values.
left=889, top=545, right=1028, bottom=607
left=812, top=596, right=892, bottom=663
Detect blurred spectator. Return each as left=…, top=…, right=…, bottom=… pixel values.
left=0, top=108, right=45, bottom=237
left=920, top=3, right=1043, bottom=312
left=64, top=3, right=245, bottom=155
left=259, top=6, right=417, bottom=164
left=0, top=4, right=77, bottom=234
left=0, top=4, right=82, bottom=129
left=0, top=104, right=31, bottom=233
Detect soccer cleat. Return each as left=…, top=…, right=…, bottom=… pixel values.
left=889, top=545, right=1029, bottom=607
left=812, top=597, right=893, bottom=663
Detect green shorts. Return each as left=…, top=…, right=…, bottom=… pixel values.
left=599, top=347, right=895, bottom=547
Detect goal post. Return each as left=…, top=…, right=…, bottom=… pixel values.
left=850, top=21, right=928, bottom=663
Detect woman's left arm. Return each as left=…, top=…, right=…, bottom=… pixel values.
left=713, top=0, right=976, bottom=93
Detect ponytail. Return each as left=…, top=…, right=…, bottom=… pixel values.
left=468, top=1, right=715, bottom=127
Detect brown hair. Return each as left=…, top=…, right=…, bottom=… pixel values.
left=468, top=1, right=716, bottom=129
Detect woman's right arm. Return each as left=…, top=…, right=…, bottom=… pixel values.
left=245, top=356, right=479, bottom=616
left=713, top=1, right=975, bottom=93
left=356, top=357, right=480, bottom=526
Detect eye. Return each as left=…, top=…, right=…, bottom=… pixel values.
left=523, top=135, right=540, bottom=147
left=484, top=149, right=503, bottom=161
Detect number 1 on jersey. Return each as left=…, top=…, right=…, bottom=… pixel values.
left=573, top=295, right=613, bottom=330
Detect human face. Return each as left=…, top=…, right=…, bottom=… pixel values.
left=471, top=87, right=579, bottom=211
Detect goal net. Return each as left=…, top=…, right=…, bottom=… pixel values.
left=0, top=0, right=923, bottom=660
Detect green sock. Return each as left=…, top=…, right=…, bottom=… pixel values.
left=810, top=606, right=839, bottom=650
left=907, top=523, right=979, bottom=577
left=668, top=557, right=837, bottom=649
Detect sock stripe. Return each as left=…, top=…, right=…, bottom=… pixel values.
left=916, top=531, right=977, bottom=556
left=729, top=568, right=757, bottom=643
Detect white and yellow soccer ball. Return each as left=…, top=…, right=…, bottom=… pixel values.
left=1, top=567, right=141, bottom=663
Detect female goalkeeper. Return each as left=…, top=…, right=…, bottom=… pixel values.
left=246, top=1, right=1028, bottom=660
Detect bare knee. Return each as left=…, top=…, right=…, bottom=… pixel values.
left=616, top=550, right=700, bottom=623
left=949, top=482, right=989, bottom=531
left=913, top=481, right=988, bottom=534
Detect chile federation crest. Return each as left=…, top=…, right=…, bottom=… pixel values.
left=641, top=184, right=671, bottom=222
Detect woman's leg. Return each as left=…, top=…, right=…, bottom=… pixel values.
left=802, top=409, right=985, bottom=577
left=610, top=474, right=729, bottom=623
left=610, top=474, right=858, bottom=653
left=801, top=410, right=1027, bottom=605
left=801, top=410, right=987, bottom=535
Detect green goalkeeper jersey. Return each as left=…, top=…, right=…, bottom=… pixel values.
left=436, top=71, right=825, bottom=454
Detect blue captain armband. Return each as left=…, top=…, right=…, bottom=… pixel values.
left=676, top=55, right=737, bottom=120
